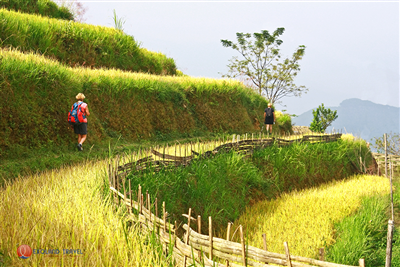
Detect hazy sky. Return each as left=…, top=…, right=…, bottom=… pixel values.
left=78, top=1, right=399, bottom=115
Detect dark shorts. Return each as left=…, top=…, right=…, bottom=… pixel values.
left=264, top=117, right=274, bottom=125
left=73, top=123, right=88, bottom=135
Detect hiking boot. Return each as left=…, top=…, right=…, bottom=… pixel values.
left=77, top=143, right=83, bottom=151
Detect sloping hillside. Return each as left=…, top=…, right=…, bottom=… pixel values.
left=0, top=8, right=177, bottom=75
left=0, top=0, right=73, bottom=20
left=0, top=49, right=267, bottom=159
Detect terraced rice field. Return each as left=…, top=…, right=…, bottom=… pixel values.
left=232, top=175, right=390, bottom=258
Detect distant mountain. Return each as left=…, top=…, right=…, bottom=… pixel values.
left=292, top=98, right=400, bottom=142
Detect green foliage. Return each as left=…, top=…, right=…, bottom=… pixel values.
left=309, top=103, right=338, bottom=133
left=275, top=111, right=293, bottom=135
left=127, top=152, right=268, bottom=233
left=251, top=139, right=361, bottom=194
left=221, top=28, right=308, bottom=104
left=0, top=0, right=73, bottom=20
left=0, top=9, right=176, bottom=75
left=372, top=132, right=400, bottom=155
left=326, top=195, right=390, bottom=266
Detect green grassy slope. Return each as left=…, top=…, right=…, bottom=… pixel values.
left=0, top=0, right=73, bottom=20
left=0, top=49, right=268, bottom=160
left=0, top=9, right=176, bottom=75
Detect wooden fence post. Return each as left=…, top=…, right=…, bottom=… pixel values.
left=129, top=179, right=132, bottom=214
left=319, top=248, right=325, bottom=261
left=138, top=185, right=142, bottom=214
left=385, top=220, right=394, bottom=267
left=226, top=222, right=232, bottom=266
left=163, top=201, right=166, bottom=232
left=284, top=242, right=292, bottom=267
left=184, top=208, right=192, bottom=267
left=198, top=215, right=202, bottom=261
left=262, top=234, right=267, bottom=251
left=240, top=225, right=246, bottom=266
left=359, top=258, right=365, bottom=267
left=155, top=197, right=158, bottom=219
left=147, top=192, right=151, bottom=222
left=385, top=133, right=387, bottom=177
left=209, top=216, right=213, bottom=261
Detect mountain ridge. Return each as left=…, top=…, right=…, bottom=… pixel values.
left=292, top=98, right=400, bottom=142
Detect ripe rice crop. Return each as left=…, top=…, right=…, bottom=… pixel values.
left=232, top=175, right=390, bottom=258
left=0, top=8, right=176, bottom=75
left=0, top=160, right=171, bottom=266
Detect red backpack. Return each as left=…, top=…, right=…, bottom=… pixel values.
left=68, top=102, right=86, bottom=125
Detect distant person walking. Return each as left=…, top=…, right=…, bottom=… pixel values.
left=69, top=93, right=90, bottom=151
left=264, top=103, right=275, bottom=134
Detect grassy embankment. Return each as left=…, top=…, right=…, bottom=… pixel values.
left=0, top=0, right=73, bottom=20
left=326, top=172, right=400, bottom=266
left=0, top=48, right=297, bottom=184
left=0, top=8, right=176, bottom=75
left=126, top=137, right=370, bottom=235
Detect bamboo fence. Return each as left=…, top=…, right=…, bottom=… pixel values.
left=372, top=153, right=400, bottom=169
left=107, top=133, right=366, bottom=267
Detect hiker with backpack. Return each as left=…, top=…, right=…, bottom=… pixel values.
left=264, top=102, right=275, bottom=134
left=68, top=93, right=90, bottom=151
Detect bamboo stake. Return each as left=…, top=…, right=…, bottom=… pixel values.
left=284, top=242, right=292, bottom=267
left=385, top=133, right=387, bottom=178
left=129, top=180, right=132, bottom=214
left=198, top=215, right=202, bottom=261
left=390, top=162, right=394, bottom=221
left=262, top=234, right=267, bottom=251
left=209, top=216, right=213, bottom=261
left=319, top=248, right=325, bottom=261
left=141, top=194, right=144, bottom=216
left=138, top=185, right=142, bottom=214
left=240, top=225, right=246, bottom=266
left=163, top=201, right=166, bottom=232
left=155, top=197, right=158, bottom=219
left=226, top=222, right=232, bottom=267
left=385, top=220, right=394, bottom=267
left=184, top=208, right=192, bottom=267
left=147, top=192, right=151, bottom=222
left=174, top=220, right=177, bottom=243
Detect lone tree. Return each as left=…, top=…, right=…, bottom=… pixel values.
left=221, top=28, right=308, bottom=104
left=309, top=103, right=338, bottom=133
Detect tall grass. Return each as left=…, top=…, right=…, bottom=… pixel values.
left=0, top=159, right=172, bottom=266
left=0, top=0, right=73, bottom=20
left=232, top=175, right=390, bottom=259
left=127, top=151, right=268, bottom=234
left=250, top=139, right=368, bottom=194
left=326, top=175, right=400, bottom=266
left=0, top=8, right=176, bottom=75
left=0, top=48, right=267, bottom=160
